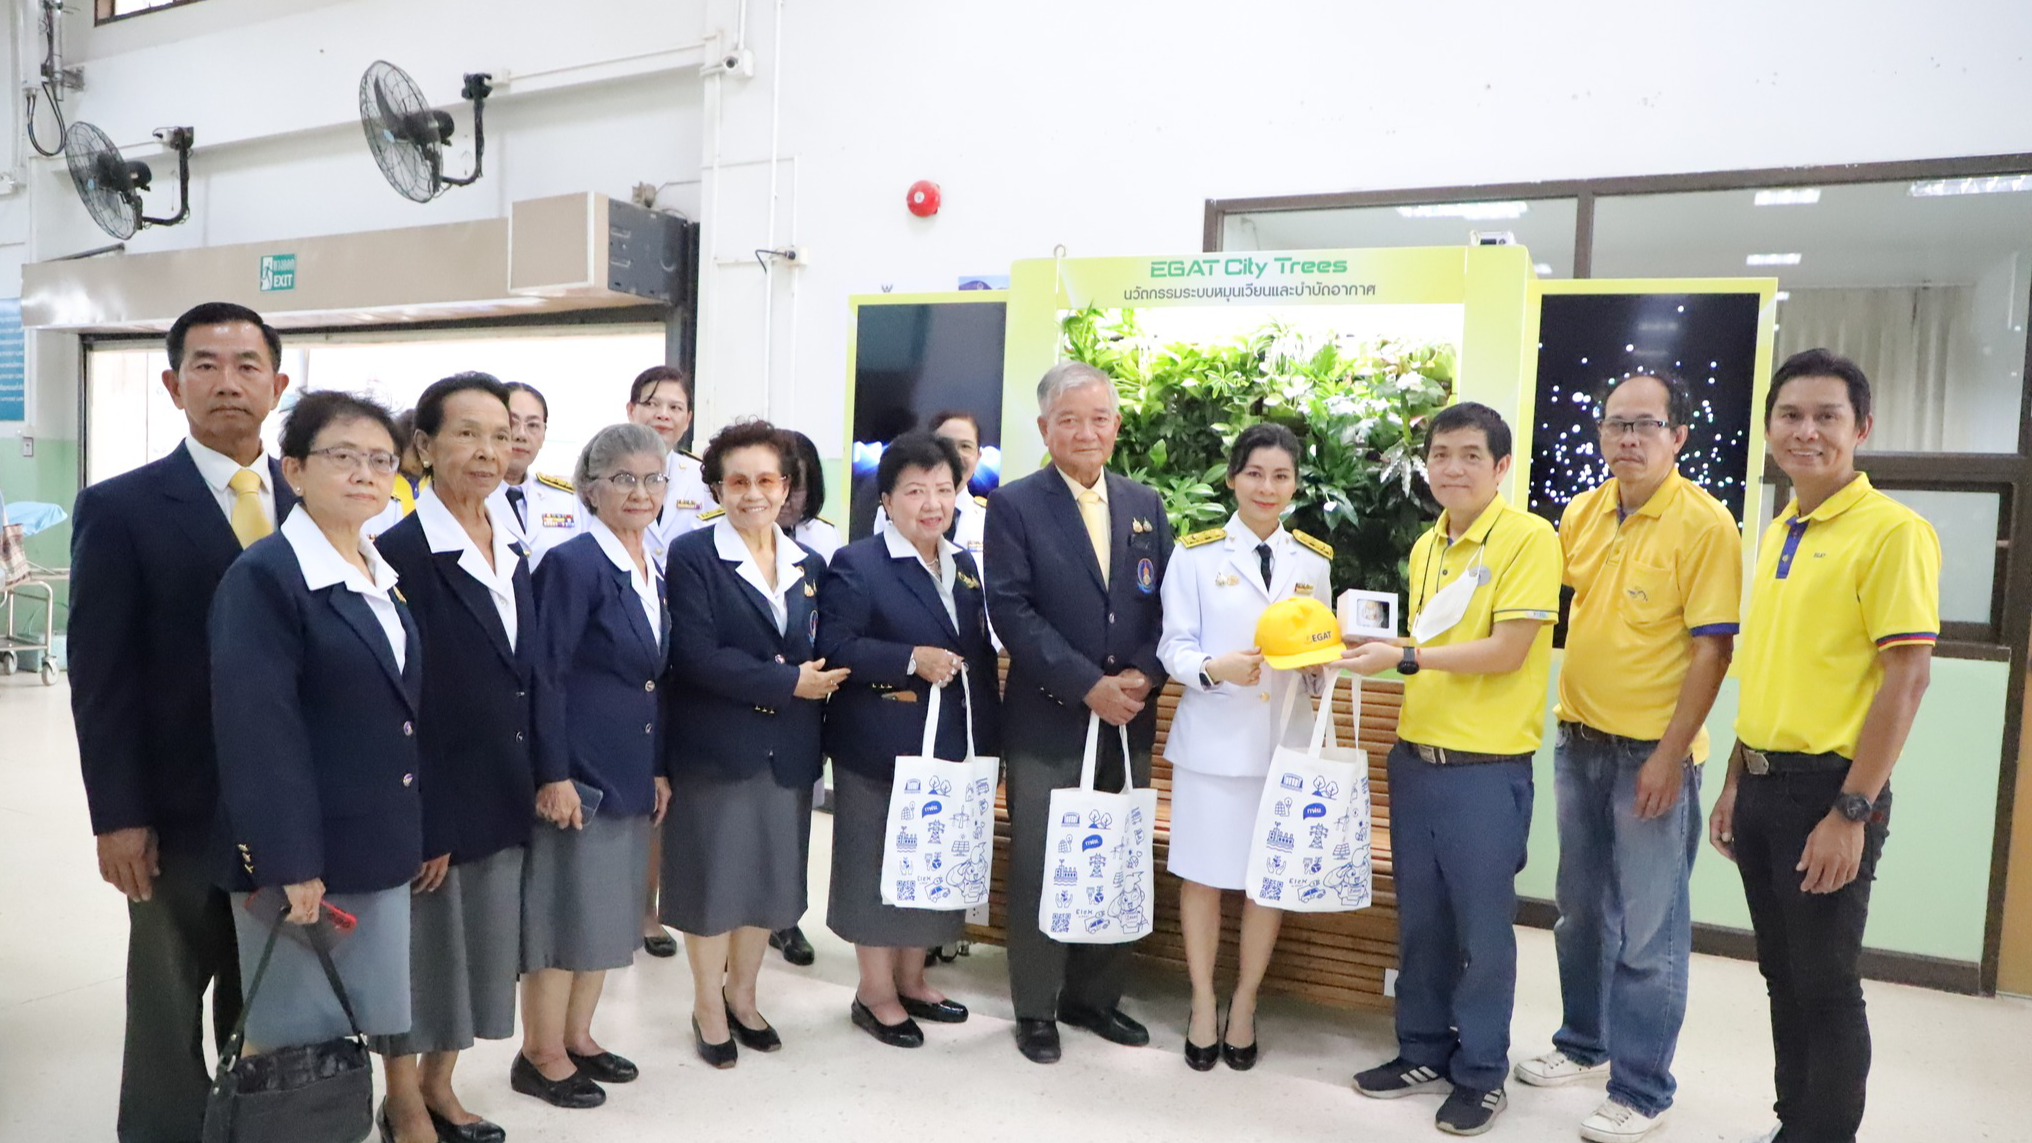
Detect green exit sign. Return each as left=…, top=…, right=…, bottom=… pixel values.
left=259, top=254, right=297, bottom=292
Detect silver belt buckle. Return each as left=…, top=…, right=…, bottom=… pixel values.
left=1744, top=749, right=1771, bottom=776
left=1414, top=744, right=1447, bottom=766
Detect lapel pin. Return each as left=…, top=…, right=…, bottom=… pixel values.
left=804, top=581, right=817, bottom=597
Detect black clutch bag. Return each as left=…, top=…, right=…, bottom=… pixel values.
left=201, top=905, right=373, bottom=1143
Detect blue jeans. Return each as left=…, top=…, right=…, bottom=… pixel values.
left=1550, top=726, right=1702, bottom=1117
left=1389, top=741, right=1534, bottom=1093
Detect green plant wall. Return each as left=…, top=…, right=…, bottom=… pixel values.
left=1062, top=307, right=1455, bottom=595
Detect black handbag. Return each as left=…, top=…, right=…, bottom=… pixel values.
left=200, top=906, right=374, bottom=1143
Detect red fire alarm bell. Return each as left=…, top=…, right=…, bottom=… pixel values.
left=907, top=179, right=941, bottom=218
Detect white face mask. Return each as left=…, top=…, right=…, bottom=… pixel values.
left=1410, top=547, right=1488, bottom=645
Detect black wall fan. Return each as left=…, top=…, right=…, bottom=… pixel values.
left=359, top=60, right=492, bottom=203
left=64, top=122, right=193, bottom=240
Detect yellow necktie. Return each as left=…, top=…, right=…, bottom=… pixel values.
left=227, top=468, right=271, bottom=548
left=1077, top=488, right=1109, bottom=586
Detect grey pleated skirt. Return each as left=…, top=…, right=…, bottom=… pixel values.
left=827, top=766, right=965, bottom=949
left=230, top=886, right=411, bottom=1049
left=660, top=770, right=812, bottom=937
left=369, top=846, right=524, bottom=1056
left=521, top=813, right=653, bottom=974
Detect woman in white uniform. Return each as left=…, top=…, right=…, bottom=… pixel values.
left=1156, top=422, right=1332, bottom=1073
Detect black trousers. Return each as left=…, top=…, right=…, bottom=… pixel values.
left=1732, top=771, right=1891, bottom=1143
left=118, top=845, right=243, bottom=1143
left=1002, top=737, right=1150, bottom=1021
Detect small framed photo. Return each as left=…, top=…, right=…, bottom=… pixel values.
left=1338, top=589, right=1399, bottom=642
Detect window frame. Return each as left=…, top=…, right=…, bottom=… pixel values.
left=94, top=0, right=208, bottom=24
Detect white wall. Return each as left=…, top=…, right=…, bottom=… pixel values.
left=9, top=0, right=2032, bottom=467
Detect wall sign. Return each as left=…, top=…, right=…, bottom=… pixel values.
left=0, top=299, right=23, bottom=422
left=259, top=254, right=297, bottom=292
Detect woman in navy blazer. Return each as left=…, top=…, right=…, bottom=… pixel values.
left=817, top=431, right=999, bottom=1049
left=515, top=422, right=673, bottom=1112
left=210, top=392, right=423, bottom=1060
left=371, top=373, right=534, bottom=1143
left=662, top=418, right=846, bottom=1068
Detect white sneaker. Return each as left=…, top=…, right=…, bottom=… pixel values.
left=1512, top=1049, right=1609, bottom=1087
left=1579, top=1099, right=1662, bottom=1143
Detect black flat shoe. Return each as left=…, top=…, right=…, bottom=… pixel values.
left=642, top=933, right=678, bottom=958
left=376, top=1100, right=396, bottom=1143
left=566, top=1048, right=639, bottom=1083
left=850, top=999, right=924, bottom=1048
left=1058, top=1005, right=1151, bottom=1047
left=724, top=1001, right=782, bottom=1052
left=768, top=925, right=815, bottom=966
left=425, top=1107, right=505, bottom=1143
left=1014, top=1018, right=1061, bottom=1064
left=900, top=995, right=969, bottom=1024
left=692, top=1016, right=738, bottom=1069
left=509, top=1053, right=605, bottom=1109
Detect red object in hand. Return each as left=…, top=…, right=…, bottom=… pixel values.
left=907, top=179, right=941, bottom=217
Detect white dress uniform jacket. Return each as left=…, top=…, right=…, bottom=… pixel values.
left=645, top=449, right=712, bottom=572
left=1157, top=514, right=1333, bottom=778
left=488, top=473, right=584, bottom=571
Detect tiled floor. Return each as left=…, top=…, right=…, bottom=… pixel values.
left=3, top=675, right=2026, bottom=1141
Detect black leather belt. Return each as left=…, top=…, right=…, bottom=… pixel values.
left=1403, top=740, right=1533, bottom=767
left=1559, top=721, right=1656, bottom=749
left=1741, top=747, right=1850, bottom=776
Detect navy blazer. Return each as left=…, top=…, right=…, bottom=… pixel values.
left=529, top=532, right=669, bottom=818
left=70, top=444, right=299, bottom=852
left=209, top=533, right=424, bottom=895
left=818, top=536, right=999, bottom=779
left=376, top=512, right=537, bottom=866
left=663, top=525, right=827, bottom=788
left=983, top=467, right=1172, bottom=761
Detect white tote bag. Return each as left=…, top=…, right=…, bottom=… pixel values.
left=879, top=670, right=1001, bottom=910
left=1037, top=713, right=1159, bottom=944
left=1245, top=669, right=1374, bottom=912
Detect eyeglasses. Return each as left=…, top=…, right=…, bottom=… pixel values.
left=1598, top=417, right=1671, bottom=438
left=600, top=472, right=671, bottom=492
left=308, top=447, right=401, bottom=474
left=718, top=474, right=788, bottom=496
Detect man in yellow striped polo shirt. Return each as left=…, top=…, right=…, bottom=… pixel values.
left=1711, top=349, right=1938, bottom=1143
left=1513, top=374, right=1742, bottom=1143
left=1342, top=401, right=1563, bottom=1137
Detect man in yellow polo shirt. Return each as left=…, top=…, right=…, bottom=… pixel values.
left=1342, top=401, right=1562, bottom=1137
left=1711, top=349, right=1937, bottom=1143
left=1512, top=374, right=1741, bottom=1143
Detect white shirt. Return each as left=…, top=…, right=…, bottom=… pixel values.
left=184, top=437, right=276, bottom=532
left=713, top=516, right=806, bottom=635
left=873, top=492, right=987, bottom=569
left=645, top=451, right=713, bottom=572
left=1058, top=465, right=1110, bottom=555
left=415, top=487, right=523, bottom=651
left=280, top=506, right=408, bottom=672
left=793, top=517, right=843, bottom=564
left=587, top=514, right=663, bottom=640
left=488, top=474, right=583, bottom=570
left=883, top=520, right=963, bottom=627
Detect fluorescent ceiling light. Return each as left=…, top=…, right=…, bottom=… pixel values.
left=1746, top=253, right=1802, bottom=266
left=1533, top=262, right=1553, bottom=275
left=1396, top=201, right=1529, bottom=220
left=1775, top=290, right=1790, bottom=301
left=1754, top=188, right=1821, bottom=206
left=1908, top=174, right=2032, bottom=197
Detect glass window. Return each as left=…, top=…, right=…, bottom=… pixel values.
left=1223, top=198, right=1579, bottom=278
left=97, top=0, right=202, bottom=20
left=1876, top=487, right=2002, bottom=628
left=1592, top=181, right=2032, bottom=453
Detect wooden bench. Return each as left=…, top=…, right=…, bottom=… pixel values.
left=964, top=670, right=1404, bottom=1011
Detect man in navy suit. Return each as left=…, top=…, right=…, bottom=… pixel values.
left=69, top=302, right=295, bottom=1143
left=984, top=361, right=1172, bottom=1064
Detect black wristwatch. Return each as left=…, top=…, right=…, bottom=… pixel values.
left=1398, top=646, right=1421, bottom=676
left=1834, top=792, right=1874, bottom=823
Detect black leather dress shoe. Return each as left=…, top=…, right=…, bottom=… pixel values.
left=1014, top=1018, right=1061, bottom=1064
left=900, top=995, right=969, bottom=1024
left=566, top=1048, right=639, bottom=1083
left=426, top=1107, right=506, bottom=1143
left=376, top=1100, right=396, bottom=1143
left=1184, top=1035, right=1219, bottom=1071
left=1058, top=1005, right=1151, bottom=1047
left=725, top=1001, right=782, bottom=1052
left=850, top=999, right=925, bottom=1048
left=642, top=933, right=678, bottom=957
left=768, top=925, right=815, bottom=966
left=509, top=1053, right=605, bottom=1109
left=692, top=1017, right=738, bottom=1069
left=1222, top=1038, right=1259, bottom=1070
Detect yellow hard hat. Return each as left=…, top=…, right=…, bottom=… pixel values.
left=1255, top=596, right=1345, bottom=670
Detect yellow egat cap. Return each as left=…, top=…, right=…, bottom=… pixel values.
left=1255, top=596, right=1345, bottom=670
